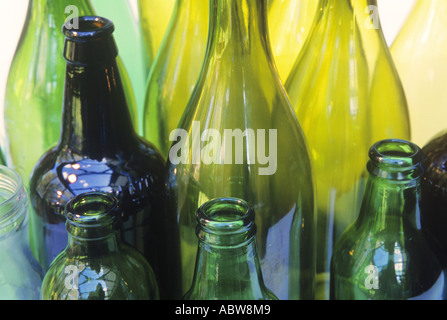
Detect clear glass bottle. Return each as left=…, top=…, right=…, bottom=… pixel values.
left=3, top=0, right=137, bottom=187
left=41, top=192, right=159, bottom=300
left=331, top=139, right=446, bottom=300
left=184, top=198, right=278, bottom=300
left=391, top=0, right=447, bottom=147
left=29, top=16, right=180, bottom=300
left=166, top=0, right=316, bottom=300
left=143, top=0, right=209, bottom=159
left=285, top=0, right=411, bottom=299
left=268, top=0, right=318, bottom=82
left=0, top=165, right=42, bottom=300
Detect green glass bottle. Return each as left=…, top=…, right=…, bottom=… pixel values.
left=41, top=192, right=159, bottom=300
left=3, top=0, right=137, bottom=187
left=184, top=198, right=278, bottom=300
left=92, top=0, right=150, bottom=134
left=29, top=16, right=180, bottom=300
left=268, top=0, right=318, bottom=82
left=285, top=0, right=411, bottom=299
left=166, top=0, right=316, bottom=300
left=391, top=0, right=447, bottom=147
left=143, top=0, right=209, bottom=159
left=331, top=139, right=446, bottom=300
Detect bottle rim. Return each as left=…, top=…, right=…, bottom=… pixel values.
left=63, top=16, right=115, bottom=40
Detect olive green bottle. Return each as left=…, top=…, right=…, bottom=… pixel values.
left=3, top=0, right=137, bottom=187
left=166, top=0, right=316, bottom=300
left=41, top=192, right=159, bottom=300
left=285, top=0, right=410, bottom=299
left=184, top=198, right=278, bottom=300
left=143, top=0, right=209, bottom=159
left=331, top=139, right=446, bottom=300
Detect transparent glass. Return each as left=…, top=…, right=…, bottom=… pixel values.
left=41, top=192, right=159, bottom=300
left=285, top=0, right=411, bottom=299
left=143, top=0, right=209, bottom=159
left=331, top=139, right=446, bottom=300
left=391, top=0, right=447, bottom=147
left=268, top=0, right=318, bottom=82
left=92, top=0, right=150, bottom=134
left=3, top=0, right=137, bottom=188
left=138, top=0, right=176, bottom=65
left=184, top=198, right=278, bottom=300
left=29, top=17, right=180, bottom=300
left=166, top=0, right=316, bottom=300
left=0, top=166, right=43, bottom=300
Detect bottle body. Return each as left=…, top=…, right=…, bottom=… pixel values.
left=143, top=0, right=209, bottom=158
left=331, top=140, right=446, bottom=300
left=285, top=0, right=410, bottom=299
left=29, top=17, right=180, bottom=300
left=0, top=165, right=42, bottom=300
left=41, top=192, right=159, bottom=300
left=391, top=0, right=447, bottom=146
left=166, top=0, right=315, bottom=300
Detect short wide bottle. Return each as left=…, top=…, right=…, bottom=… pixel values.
left=41, top=192, right=159, bottom=300
left=184, top=198, right=278, bottom=300
left=331, top=140, right=446, bottom=300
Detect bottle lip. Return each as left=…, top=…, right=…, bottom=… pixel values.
left=368, top=139, right=424, bottom=180
left=196, top=198, right=256, bottom=244
left=63, top=16, right=115, bottom=40
left=65, top=192, right=119, bottom=229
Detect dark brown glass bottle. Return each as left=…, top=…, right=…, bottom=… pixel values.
left=29, top=16, right=180, bottom=300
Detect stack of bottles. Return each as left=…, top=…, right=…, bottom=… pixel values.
left=0, top=0, right=447, bottom=301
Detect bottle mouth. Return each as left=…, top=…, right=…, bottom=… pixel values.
left=63, top=16, right=115, bottom=40
left=368, top=139, right=424, bottom=180
left=0, top=166, right=27, bottom=236
left=196, top=198, right=256, bottom=246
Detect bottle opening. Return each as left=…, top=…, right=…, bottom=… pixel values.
left=63, top=16, right=115, bottom=39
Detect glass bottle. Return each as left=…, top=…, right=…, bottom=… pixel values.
left=0, top=165, right=43, bottom=300
left=184, top=198, right=278, bottom=300
left=143, top=0, right=209, bottom=159
left=29, top=16, right=180, bottom=300
left=285, top=0, right=411, bottom=299
left=41, top=192, right=159, bottom=300
left=166, top=0, right=316, bottom=300
left=330, top=139, right=446, bottom=300
left=92, top=0, right=150, bottom=134
left=268, top=0, right=318, bottom=82
left=137, top=0, right=176, bottom=65
left=3, top=0, right=138, bottom=188
left=391, top=0, right=447, bottom=147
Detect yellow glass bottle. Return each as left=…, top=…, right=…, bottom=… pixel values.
left=143, top=0, right=209, bottom=159
left=285, top=0, right=410, bottom=300
left=138, top=0, right=175, bottom=66
left=391, top=0, right=447, bottom=147
left=268, top=0, right=318, bottom=82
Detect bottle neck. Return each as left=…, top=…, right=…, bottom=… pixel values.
left=66, top=227, right=121, bottom=257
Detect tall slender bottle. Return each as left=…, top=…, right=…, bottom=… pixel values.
left=391, top=0, right=447, bottom=147
left=331, top=139, right=446, bottom=300
left=143, top=0, right=209, bottom=159
left=184, top=198, right=278, bottom=300
left=29, top=16, right=180, bottom=300
left=3, top=0, right=137, bottom=187
left=41, top=192, right=159, bottom=300
left=138, top=0, right=175, bottom=65
left=92, top=0, right=150, bottom=134
left=268, top=0, right=318, bottom=82
left=166, top=0, right=316, bottom=300
left=285, top=0, right=410, bottom=299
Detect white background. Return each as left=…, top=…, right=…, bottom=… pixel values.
left=0, top=0, right=416, bottom=126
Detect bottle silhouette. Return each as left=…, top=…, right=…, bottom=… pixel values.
left=165, top=0, right=316, bottom=300
left=331, top=139, right=446, bottom=300
left=143, top=0, right=209, bottom=159
left=41, top=192, right=159, bottom=300
left=29, top=16, right=180, bottom=300
left=184, top=198, right=278, bottom=300
left=285, top=0, right=410, bottom=299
